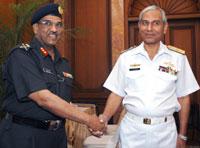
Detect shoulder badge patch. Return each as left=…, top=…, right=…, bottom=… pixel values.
left=167, top=45, right=185, bottom=55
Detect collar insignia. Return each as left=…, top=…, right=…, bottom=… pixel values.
left=40, top=47, right=48, bottom=57
left=63, top=72, right=73, bottom=79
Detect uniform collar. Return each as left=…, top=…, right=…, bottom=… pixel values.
left=30, top=37, right=62, bottom=62
left=158, top=42, right=170, bottom=55
left=131, top=41, right=170, bottom=56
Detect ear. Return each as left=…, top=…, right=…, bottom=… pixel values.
left=32, top=24, right=39, bottom=34
left=163, top=22, right=168, bottom=34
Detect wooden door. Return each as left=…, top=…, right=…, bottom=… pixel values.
left=64, top=0, right=111, bottom=113
left=165, top=19, right=200, bottom=99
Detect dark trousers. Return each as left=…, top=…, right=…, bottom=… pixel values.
left=0, top=118, right=67, bottom=148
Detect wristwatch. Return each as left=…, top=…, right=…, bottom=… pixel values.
left=178, top=134, right=188, bottom=141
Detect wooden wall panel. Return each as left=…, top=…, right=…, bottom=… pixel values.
left=171, top=28, right=193, bottom=63
left=166, top=19, right=200, bottom=105
left=111, top=0, right=126, bottom=64
left=128, top=23, right=140, bottom=46
left=166, top=20, right=196, bottom=66
left=128, top=0, right=200, bottom=18
left=67, top=0, right=111, bottom=113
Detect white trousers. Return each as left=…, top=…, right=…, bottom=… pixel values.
left=119, top=113, right=177, bottom=148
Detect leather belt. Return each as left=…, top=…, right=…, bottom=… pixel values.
left=6, top=114, right=64, bottom=131
left=126, top=112, right=173, bottom=125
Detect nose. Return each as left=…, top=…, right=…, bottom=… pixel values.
left=50, top=24, right=58, bottom=32
left=147, top=23, right=153, bottom=31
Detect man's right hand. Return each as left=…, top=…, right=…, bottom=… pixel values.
left=87, top=115, right=105, bottom=137
left=88, top=114, right=108, bottom=137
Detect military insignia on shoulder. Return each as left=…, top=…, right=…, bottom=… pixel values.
left=19, top=43, right=31, bottom=51
left=167, top=45, right=185, bottom=55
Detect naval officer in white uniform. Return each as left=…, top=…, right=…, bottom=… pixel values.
left=97, top=5, right=199, bottom=148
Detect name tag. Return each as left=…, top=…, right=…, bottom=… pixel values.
left=43, top=67, right=53, bottom=74
left=129, top=68, right=140, bottom=71
left=129, top=63, right=141, bottom=71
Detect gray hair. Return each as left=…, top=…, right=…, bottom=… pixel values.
left=139, top=5, right=167, bottom=23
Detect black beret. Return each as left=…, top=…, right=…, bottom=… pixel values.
left=31, top=3, right=63, bottom=25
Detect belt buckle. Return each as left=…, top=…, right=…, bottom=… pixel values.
left=48, top=120, right=61, bottom=131
left=143, top=118, right=151, bottom=124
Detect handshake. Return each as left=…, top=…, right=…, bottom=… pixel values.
left=87, top=114, right=109, bottom=137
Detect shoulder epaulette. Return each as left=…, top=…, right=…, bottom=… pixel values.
left=120, top=45, right=137, bottom=54
left=167, top=45, right=185, bottom=55
left=18, top=43, right=31, bottom=51
left=8, top=43, right=31, bottom=56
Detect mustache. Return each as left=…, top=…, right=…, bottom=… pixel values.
left=48, top=31, right=58, bottom=36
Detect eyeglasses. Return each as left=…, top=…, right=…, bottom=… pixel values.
left=38, top=20, right=63, bottom=29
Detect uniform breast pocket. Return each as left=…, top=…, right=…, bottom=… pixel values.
left=58, top=77, right=73, bottom=100
left=42, top=72, right=57, bottom=93
left=63, top=77, right=73, bottom=87
left=156, top=71, right=177, bottom=82
left=125, top=71, right=145, bottom=92
left=57, top=74, right=73, bottom=90
left=153, top=71, right=177, bottom=92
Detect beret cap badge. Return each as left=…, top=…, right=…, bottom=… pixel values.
left=58, top=6, right=64, bottom=15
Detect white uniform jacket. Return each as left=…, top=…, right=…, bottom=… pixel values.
left=104, top=42, right=199, bottom=117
